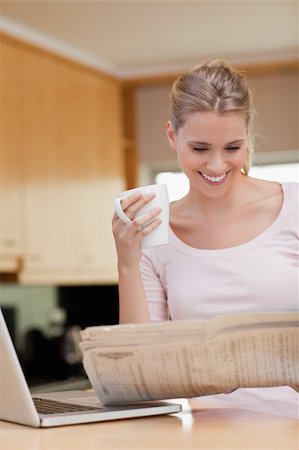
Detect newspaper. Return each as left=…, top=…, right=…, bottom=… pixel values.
left=79, top=311, right=299, bottom=405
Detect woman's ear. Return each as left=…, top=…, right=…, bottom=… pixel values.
left=166, top=121, right=177, bottom=150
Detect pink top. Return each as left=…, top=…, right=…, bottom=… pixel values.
left=140, top=182, right=299, bottom=321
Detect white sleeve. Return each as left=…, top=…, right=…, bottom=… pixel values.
left=139, top=250, right=169, bottom=322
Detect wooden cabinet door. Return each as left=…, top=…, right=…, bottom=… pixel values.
left=1, top=35, right=125, bottom=284
left=20, top=47, right=124, bottom=284
left=0, top=36, right=23, bottom=271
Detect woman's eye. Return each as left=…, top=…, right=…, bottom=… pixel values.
left=193, top=147, right=208, bottom=152
left=226, top=146, right=240, bottom=151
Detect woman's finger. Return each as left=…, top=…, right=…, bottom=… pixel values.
left=118, top=192, right=142, bottom=211
left=120, top=192, right=156, bottom=220
left=114, top=206, right=161, bottom=240
left=138, top=217, right=162, bottom=235
left=130, top=207, right=161, bottom=234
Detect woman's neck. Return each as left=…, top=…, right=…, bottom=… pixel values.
left=185, top=174, right=249, bottom=218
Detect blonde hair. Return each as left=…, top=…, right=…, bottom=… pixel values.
left=169, top=60, right=254, bottom=175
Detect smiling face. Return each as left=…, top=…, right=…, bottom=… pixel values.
left=166, top=111, right=248, bottom=199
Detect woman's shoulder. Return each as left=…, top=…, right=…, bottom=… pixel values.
left=247, top=177, right=298, bottom=216
left=247, top=176, right=281, bottom=195
left=251, top=180, right=298, bottom=239
left=248, top=176, right=298, bottom=193
left=281, top=181, right=299, bottom=198
left=281, top=182, right=299, bottom=220
left=255, top=179, right=298, bottom=206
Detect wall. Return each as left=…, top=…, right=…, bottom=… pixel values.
left=253, top=72, right=298, bottom=152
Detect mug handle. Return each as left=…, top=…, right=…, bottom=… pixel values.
left=114, top=197, right=132, bottom=224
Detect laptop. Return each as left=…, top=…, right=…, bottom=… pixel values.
left=0, top=308, right=181, bottom=427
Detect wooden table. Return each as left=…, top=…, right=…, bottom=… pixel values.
left=0, top=387, right=298, bottom=450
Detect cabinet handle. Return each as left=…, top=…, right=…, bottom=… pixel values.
left=81, top=254, right=95, bottom=263
left=28, top=254, right=43, bottom=262
left=1, top=238, right=17, bottom=248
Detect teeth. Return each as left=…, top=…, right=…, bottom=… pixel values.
left=200, top=172, right=227, bottom=183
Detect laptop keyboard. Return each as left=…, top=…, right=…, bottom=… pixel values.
left=33, top=397, right=101, bottom=415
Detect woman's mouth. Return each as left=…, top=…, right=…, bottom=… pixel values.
left=198, top=171, right=228, bottom=185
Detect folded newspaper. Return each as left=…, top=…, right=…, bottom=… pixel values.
left=79, top=311, right=299, bottom=405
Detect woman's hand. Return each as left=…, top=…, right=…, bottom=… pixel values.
left=112, top=192, right=161, bottom=267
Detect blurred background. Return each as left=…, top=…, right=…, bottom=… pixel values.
left=0, top=0, right=298, bottom=389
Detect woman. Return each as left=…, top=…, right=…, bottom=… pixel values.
left=112, top=60, right=298, bottom=324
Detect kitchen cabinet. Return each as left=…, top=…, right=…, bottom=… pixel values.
left=0, top=34, right=125, bottom=284
left=0, top=36, right=24, bottom=271
left=0, top=143, right=22, bottom=272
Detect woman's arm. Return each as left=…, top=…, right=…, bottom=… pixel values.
left=118, top=263, right=150, bottom=323
left=112, top=192, right=161, bottom=324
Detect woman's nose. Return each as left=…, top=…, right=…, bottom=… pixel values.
left=206, top=154, right=227, bottom=174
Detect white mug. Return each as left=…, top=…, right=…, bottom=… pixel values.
left=114, top=184, right=169, bottom=249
